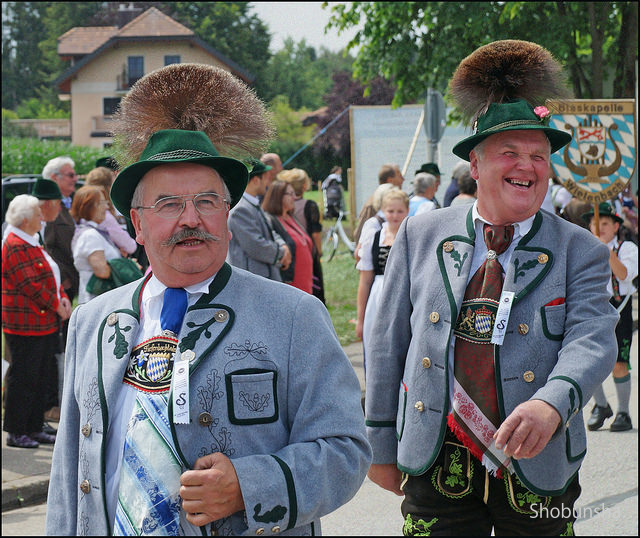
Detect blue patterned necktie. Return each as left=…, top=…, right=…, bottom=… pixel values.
left=114, top=287, right=188, bottom=536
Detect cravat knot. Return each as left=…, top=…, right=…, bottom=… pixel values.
left=483, top=224, right=514, bottom=256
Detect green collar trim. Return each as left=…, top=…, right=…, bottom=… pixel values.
left=195, top=262, right=232, bottom=306
left=518, top=212, right=542, bottom=246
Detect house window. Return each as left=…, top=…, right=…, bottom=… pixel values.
left=103, top=97, right=121, bottom=116
left=128, top=56, right=144, bottom=87
left=164, top=55, right=180, bottom=66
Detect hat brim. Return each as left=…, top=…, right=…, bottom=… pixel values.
left=452, top=125, right=572, bottom=161
left=111, top=156, right=249, bottom=217
left=580, top=210, right=624, bottom=225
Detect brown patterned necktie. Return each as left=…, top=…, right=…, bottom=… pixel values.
left=449, top=223, right=514, bottom=474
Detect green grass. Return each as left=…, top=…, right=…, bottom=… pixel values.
left=321, top=244, right=359, bottom=347
left=309, top=186, right=359, bottom=347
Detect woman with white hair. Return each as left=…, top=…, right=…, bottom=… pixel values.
left=2, top=195, right=72, bottom=448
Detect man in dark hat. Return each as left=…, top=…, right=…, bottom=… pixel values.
left=582, top=202, right=637, bottom=433
left=31, top=178, right=65, bottom=432
left=227, top=160, right=292, bottom=280
left=415, top=162, right=441, bottom=208
left=364, top=40, right=617, bottom=535
left=46, top=64, right=370, bottom=536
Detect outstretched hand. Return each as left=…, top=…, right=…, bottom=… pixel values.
left=494, top=400, right=561, bottom=460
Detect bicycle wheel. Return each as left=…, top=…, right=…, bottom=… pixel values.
left=322, top=228, right=339, bottom=262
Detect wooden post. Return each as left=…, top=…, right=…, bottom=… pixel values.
left=401, top=109, right=425, bottom=177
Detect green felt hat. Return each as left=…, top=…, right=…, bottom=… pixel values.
left=111, top=129, right=249, bottom=216
left=581, top=202, right=624, bottom=225
left=249, top=160, right=272, bottom=178
left=452, top=99, right=572, bottom=161
left=95, top=156, right=119, bottom=171
left=32, top=178, right=62, bottom=200
left=415, top=163, right=440, bottom=176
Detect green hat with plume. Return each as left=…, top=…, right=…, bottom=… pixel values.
left=110, top=63, right=275, bottom=217
left=449, top=40, right=573, bottom=161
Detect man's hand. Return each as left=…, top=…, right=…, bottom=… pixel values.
left=280, top=245, right=292, bottom=270
left=494, top=400, right=561, bottom=460
left=367, top=463, right=403, bottom=496
left=180, top=453, right=245, bottom=526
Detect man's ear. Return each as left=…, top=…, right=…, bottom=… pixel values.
left=469, top=151, right=480, bottom=181
left=130, top=209, right=145, bottom=245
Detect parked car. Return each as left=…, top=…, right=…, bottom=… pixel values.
left=2, top=174, right=43, bottom=222
left=2, top=174, right=85, bottom=222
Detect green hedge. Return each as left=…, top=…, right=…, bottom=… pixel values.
left=2, top=137, right=111, bottom=176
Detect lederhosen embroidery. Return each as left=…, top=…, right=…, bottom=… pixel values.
left=431, top=441, right=473, bottom=498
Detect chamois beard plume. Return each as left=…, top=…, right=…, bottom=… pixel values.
left=448, top=40, right=572, bottom=127
left=111, top=63, right=275, bottom=167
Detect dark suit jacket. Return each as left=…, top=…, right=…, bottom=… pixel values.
left=44, top=205, right=79, bottom=301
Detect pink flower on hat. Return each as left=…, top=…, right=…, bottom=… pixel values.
left=534, top=106, right=550, bottom=120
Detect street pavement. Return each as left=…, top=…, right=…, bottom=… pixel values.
left=2, top=295, right=637, bottom=535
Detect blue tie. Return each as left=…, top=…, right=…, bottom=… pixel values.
left=114, top=287, right=189, bottom=536
left=161, top=288, right=188, bottom=335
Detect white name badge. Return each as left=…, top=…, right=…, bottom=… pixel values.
left=172, top=355, right=190, bottom=424
left=491, top=291, right=515, bottom=345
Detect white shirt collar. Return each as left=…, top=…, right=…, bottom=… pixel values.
left=4, top=224, right=39, bottom=247
left=243, top=192, right=261, bottom=206
left=471, top=200, right=536, bottom=239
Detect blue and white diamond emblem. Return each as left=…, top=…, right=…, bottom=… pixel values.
left=146, top=355, right=169, bottom=382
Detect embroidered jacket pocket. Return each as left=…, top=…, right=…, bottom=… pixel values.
left=540, top=303, right=566, bottom=341
left=225, top=369, right=278, bottom=425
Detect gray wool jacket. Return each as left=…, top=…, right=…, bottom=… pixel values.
left=46, top=264, right=371, bottom=535
left=365, top=205, right=618, bottom=495
left=227, top=196, right=284, bottom=281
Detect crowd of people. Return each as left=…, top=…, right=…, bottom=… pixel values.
left=0, top=42, right=637, bottom=536
left=2, top=147, right=337, bottom=450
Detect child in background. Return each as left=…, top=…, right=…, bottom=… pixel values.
left=583, top=202, right=638, bottom=432
left=356, top=188, right=409, bottom=375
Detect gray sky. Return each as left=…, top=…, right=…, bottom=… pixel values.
left=250, top=2, right=360, bottom=53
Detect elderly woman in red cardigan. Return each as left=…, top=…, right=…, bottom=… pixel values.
left=2, top=194, right=72, bottom=448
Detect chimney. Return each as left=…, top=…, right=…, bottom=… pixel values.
left=116, top=2, right=142, bottom=28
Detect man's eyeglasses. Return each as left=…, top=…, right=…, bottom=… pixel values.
left=59, top=172, right=77, bottom=178
left=134, top=192, right=229, bottom=219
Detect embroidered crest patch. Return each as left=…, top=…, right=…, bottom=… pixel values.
left=123, top=335, right=178, bottom=392
left=454, top=298, right=499, bottom=344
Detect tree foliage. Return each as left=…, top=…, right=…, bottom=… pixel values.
left=261, top=38, right=354, bottom=110
left=326, top=1, right=638, bottom=106
left=301, top=71, right=397, bottom=177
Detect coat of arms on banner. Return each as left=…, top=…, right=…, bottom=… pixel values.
left=547, top=100, right=636, bottom=204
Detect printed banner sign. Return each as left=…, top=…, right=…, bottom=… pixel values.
left=547, top=99, right=636, bottom=204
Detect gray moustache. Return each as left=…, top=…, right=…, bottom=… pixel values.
left=161, top=229, right=221, bottom=246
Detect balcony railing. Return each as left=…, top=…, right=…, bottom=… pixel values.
left=92, top=115, right=114, bottom=135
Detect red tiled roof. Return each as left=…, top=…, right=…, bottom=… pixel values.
left=118, top=7, right=193, bottom=37
left=57, top=7, right=193, bottom=56
left=58, top=26, right=118, bottom=55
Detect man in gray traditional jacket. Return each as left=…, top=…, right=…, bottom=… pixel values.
left=227, top=161, right=292, bottom=280
left=365, top=41, right=618, bottom=536
left=46, top=64, right=370, bottom=536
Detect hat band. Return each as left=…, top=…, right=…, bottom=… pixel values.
left=146, top=149, right=215, bottom=161
left=477, top=119, right=543, bottom=135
